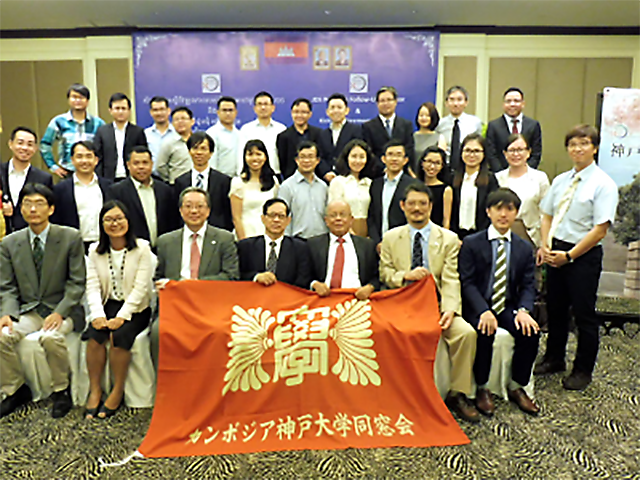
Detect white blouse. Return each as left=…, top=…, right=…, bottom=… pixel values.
left=230, top=176, right=279, bottom=238
left=459, top=171, right=479, bottom=230
left=327, top=175, right=372, bottom=219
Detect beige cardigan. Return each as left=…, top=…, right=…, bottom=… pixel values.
left=86, top=238, right=153, bottom=321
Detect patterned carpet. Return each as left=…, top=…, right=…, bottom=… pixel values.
left=1, top=326, right=639, bottom=480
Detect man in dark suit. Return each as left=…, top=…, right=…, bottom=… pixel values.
left=1, top=126, right=54, bottom=234
left=0, top=183, right=86, bottom=418
left=277, top=98, right=330, bottom=181
left=459, top=188, right=540, bottom=416
left=94, top=93, right=148, bottom=181
left=318, top=93, right=363, bottom=177
left=308, top=200, right=379, bottom=300
left=363, top=86, right=415, bottom=175
left=51, top=141, right=112, bottom=253
left=174, top=131, right=233, bottom=232
left=237, top=198, right=311, bottom=289
left=109, top=146, right=177, bottom=249
left=367, top=140, right=420, bottom=247
left=485, top=87, right=542, bottom=171
left=152, top=186, right=239, bottom=365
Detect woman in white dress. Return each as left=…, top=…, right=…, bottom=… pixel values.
left=230, top=139, right=279, bottom=239
left=328, top=139, right=376, bottom=237
left=495, top=133, right=550, bottom=247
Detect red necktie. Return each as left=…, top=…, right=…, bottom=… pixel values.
left=190, top=233, right=200, bottom=279
left=512, top=119, right=519, bottom=134
left=330, top=237, right=345, bottom=289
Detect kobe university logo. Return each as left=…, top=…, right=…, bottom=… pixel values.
left=223, top=299, right=381, bottom=395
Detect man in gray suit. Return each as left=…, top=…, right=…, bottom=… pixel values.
left=0, top=183, right=86, bottom=418
left=151, top=186, right=239, bottom=364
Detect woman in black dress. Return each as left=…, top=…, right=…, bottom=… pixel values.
left=417, top=145, right=452, bottom=229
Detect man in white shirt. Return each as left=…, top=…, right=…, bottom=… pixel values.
left=205, top=96, right=241, bottom=177
left=144, top=96, right=176, bottom=165
left=155, top=106, right=196, bottom=184
left=436, top=86, right=483, bottom=172
left=1, top=126, right=54, bottom=233
left=238, top=91, right=286, bottom=176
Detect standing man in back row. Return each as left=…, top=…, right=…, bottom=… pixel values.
left=40, top=84, right=105, bottom=179
left=205, top=96, right=241, bottom=177
left=485, top=87, right=542, bottom=172
left=436, top=86, right=483, bottom=173
left=144, top=96, right=175, bottom=165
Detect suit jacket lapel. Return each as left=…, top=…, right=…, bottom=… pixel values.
left=17, top=231, right=40, bottom=293
left=317, top=234, right=330, bottom=281
left=199, top=226, right=217, bottom=276
left=257, top=236, right=267, bottom=271
left=39, top=225, right=60, bottom=295
left=352, top=236, right=367, bottom=285
left=397, top=226, right=412, bottom=272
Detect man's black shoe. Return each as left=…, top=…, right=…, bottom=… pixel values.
left=0, top=383, right=32, bottom=418
left=51, top=388, right=72, bottom=418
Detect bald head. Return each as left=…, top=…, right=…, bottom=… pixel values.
left=325, top=200, right=353, bottom=237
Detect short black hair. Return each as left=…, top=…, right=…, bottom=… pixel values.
left=446, top=85, right=468, bottom=101
left=376, top=86, right=398, bottom=102
left=565, top=124, right=600, bottom=148
left=217, top=96, right=237, bottom=109
left=109, top=92, right=131, bottom=109
left=179, top=187, right=211, bottom=209
left=263, top=198, right=290, bottom=216
left=128, top=145, right=153, bottom=161
left=96, top=200, right=138, bottom=254
left=296, top=140, right=318, bottom=156
left=149, top=96, right=169, bottom=108
left=415, top=102, right=440, bottom=131
left=291, top=98, right=312, bottom=111
left=402, top=182, right=433, bottom=203
left=172, top=106, right=194, bottom=119
left=382, top=139, right=406, bottom=156
left=186, top=131, right=215, bottom=152
left=67, top=83, right=90, bottom=100
left=10, top=126, right=38, bottom=143
left=71, top=140, right=97, bottom=157
left=486, top=188, right=521, bottom=211
left=19, top=183, right=55, bottom=207
left=503, top=87, right=524, bottom=99
left=327, top=93, right=348, bottom=107
left=254, top=91, right=274, bottom=105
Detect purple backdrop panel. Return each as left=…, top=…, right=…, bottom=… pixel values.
left=133, top=31, right=439, bottom=131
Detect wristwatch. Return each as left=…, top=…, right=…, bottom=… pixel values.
left=516, top=307, right=530, bottom=315
left=565, top=251, right=574, bottom=263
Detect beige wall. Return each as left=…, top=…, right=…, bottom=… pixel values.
left=0, top=34, right=638, bottom=180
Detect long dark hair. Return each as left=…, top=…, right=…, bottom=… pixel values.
left=452, top=133, right=490, bottom=188
left=417, top=146, right=450, bottom=184
left=335, top=139, right=375, bottom=179
left=240, top=139, right=276, bottom=191
left=96, top=200, right=138, bottom=254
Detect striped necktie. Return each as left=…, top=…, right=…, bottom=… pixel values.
left=492, top=238, right=507, bottom=315
left=196, top=173, right=204, bottom=189
left=547, top=174, right=581, bottom=248
left=266, top=241, right=277, bottom=273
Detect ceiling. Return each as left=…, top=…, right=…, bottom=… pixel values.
left=1, top=0, right=639, bottom=33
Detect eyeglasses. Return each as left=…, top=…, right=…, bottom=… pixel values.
left=22, top=200, right=48, bottom=208
left=422, top=160, right=442, bottom=167
left=265, top=212, right=287, bottom=220
left=506, top=148, right=529, bottom=154
left=568, top=140, right=593, bottom=149
left=103, top=216, right=127, bottom=225
left=462, top=149, right=483, bottom=155
left=182, top=203, right=208, bottom=211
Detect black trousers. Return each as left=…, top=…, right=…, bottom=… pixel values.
left=468, top=307, right=540, bottom=387
left=545, top=239, right=603, bottom=374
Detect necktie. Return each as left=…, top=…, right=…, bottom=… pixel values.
left=492, top=238, right=507, bottom=315
left=385, top=119, right=392, bottom=138
left=196, top=173, right=204, bottom=189
left=547, top=174, right=581, bottom=248
left=411, top=231, right=423, bottom=269
left=190, top=233, right=200, bottom=279
left=33, top=236, right=44, bottom=280
left=511, top=118, right=519, bottom=134
left=266, top=241, right=278, bottom=273
left=330, top=237, right=346, bottom=289
left=450, top=119, right=461, bottom=171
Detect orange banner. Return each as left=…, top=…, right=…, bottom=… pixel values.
left=138, top=278, right=468, bottom=457
left=264, top=42, right=308, bottom=58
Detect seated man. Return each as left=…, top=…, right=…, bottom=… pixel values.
left=308, top=200, right=379, bottom=300
left=0, top=183, right=86, bottom=418
left=237, top=198, right=311, bottom=289
left=459, top=188, right=540, bottom=416
left=380, top=183, right=479, bottom=423
left=151, top=187, right=239, bottom=365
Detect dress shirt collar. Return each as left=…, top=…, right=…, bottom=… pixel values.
left=409, top=221, right=432, bottom=239
left=252, top=118, right=278, bottom=129
left=130, top=176, right=154, bottom=190
left=384, top=171, right=403, bottom=184
left=330, top=119, right=347, bottom=131
left=8, top=158, right=30, bottom=176
left=214, top=121, right=238, bottom=132
left=293, top=169, right=319, bottom=184
left=192, top=167, right=210, bottom=182
left=150, top=123, right=176, bottom=135
left=183, top=222, right=208, bottom=241
left=73, top=172, right=98, bottom=186
left=113, top=121, right=129, bottom=132
left=28, top=223, right=50, bottom=246
left=64, top=110, right=89, bottom=124
left=329, top=232, right=353, bottom=246
left=571, top=161, right=596, bottom=180
left=488, top=224, right=512, bottom=242
left=503, top=113, right=523, bottom=126
left=463, top=170, right=479, bottom=183
left=379, top=113, right=396, bottom=127
left=264, top=234, right=284, bottom=250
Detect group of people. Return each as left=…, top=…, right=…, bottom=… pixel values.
left=0, top=82, right=618, bottom=428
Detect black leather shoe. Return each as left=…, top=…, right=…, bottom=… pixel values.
left=562, top=371, right=592, bottom=391
left=51, top=388, right=72, bottom=418
left=446, top=392, right=481, bottom=423
left=533, top=358, right=566, bottom=376
left=0, top=383, right=32, bottom=418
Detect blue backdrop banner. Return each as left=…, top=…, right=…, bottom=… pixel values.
left=133, top=30, right=439, bottom=131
